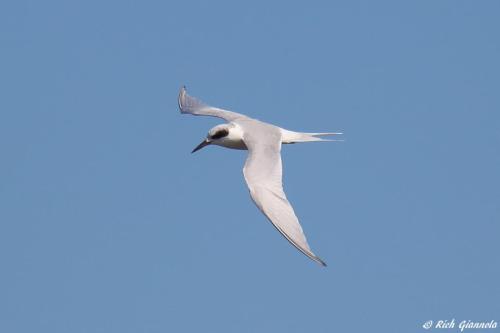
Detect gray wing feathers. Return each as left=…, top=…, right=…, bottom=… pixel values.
left=178, top=86, right=246, bottom=122
left=241, top=122, right=326, bottom=266
left=248, top=184, right=327, bottom=266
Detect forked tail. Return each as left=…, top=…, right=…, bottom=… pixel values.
left=280, top=129, right=344, bottom=144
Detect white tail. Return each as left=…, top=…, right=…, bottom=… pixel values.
left=280, top=129, right=344, bottom=144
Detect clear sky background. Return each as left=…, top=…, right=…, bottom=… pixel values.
left=1, top=1, right=499, bottom=332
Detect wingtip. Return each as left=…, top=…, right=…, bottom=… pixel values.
left=317, top=257, right=327, bottom=267
left=178, top=85, right=187, bottom=112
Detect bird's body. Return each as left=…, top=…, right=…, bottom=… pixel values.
left=179, top=87, right=342, bottom=266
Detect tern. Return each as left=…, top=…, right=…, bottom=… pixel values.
left=178, top=87, right=342, bottom=266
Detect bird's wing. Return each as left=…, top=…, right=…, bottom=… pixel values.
left=239, top=120, right=326, bottom=266
left=178, top=86, right=247, bottom=122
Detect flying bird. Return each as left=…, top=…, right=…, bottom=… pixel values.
left=178, top=87, right=342, bottom=266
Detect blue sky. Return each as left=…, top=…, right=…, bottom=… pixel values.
left=1, top=1, right=499, bottom=332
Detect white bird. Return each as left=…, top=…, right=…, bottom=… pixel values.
left=178, top=87, right=342, bottom=266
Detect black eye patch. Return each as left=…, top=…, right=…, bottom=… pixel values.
left=211, top=129, right=229, bottom=139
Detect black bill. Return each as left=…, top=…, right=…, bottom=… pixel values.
left=191, top=139, right=211, bottom=153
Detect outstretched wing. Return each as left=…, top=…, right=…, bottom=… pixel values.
left=240, top=119, right=326, bottom=266
left=178, top=86, right=247, bottom=122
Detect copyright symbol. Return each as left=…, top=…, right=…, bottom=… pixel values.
left=423, top=320, right=433, bottom=330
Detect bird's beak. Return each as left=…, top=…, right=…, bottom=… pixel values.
left=191, top=139, right=211, bottom=153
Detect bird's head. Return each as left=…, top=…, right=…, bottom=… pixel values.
left=191, top=124, right=231, bottom=153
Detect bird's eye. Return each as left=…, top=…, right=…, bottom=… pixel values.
left=211, top=129, right=229, bottom=139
